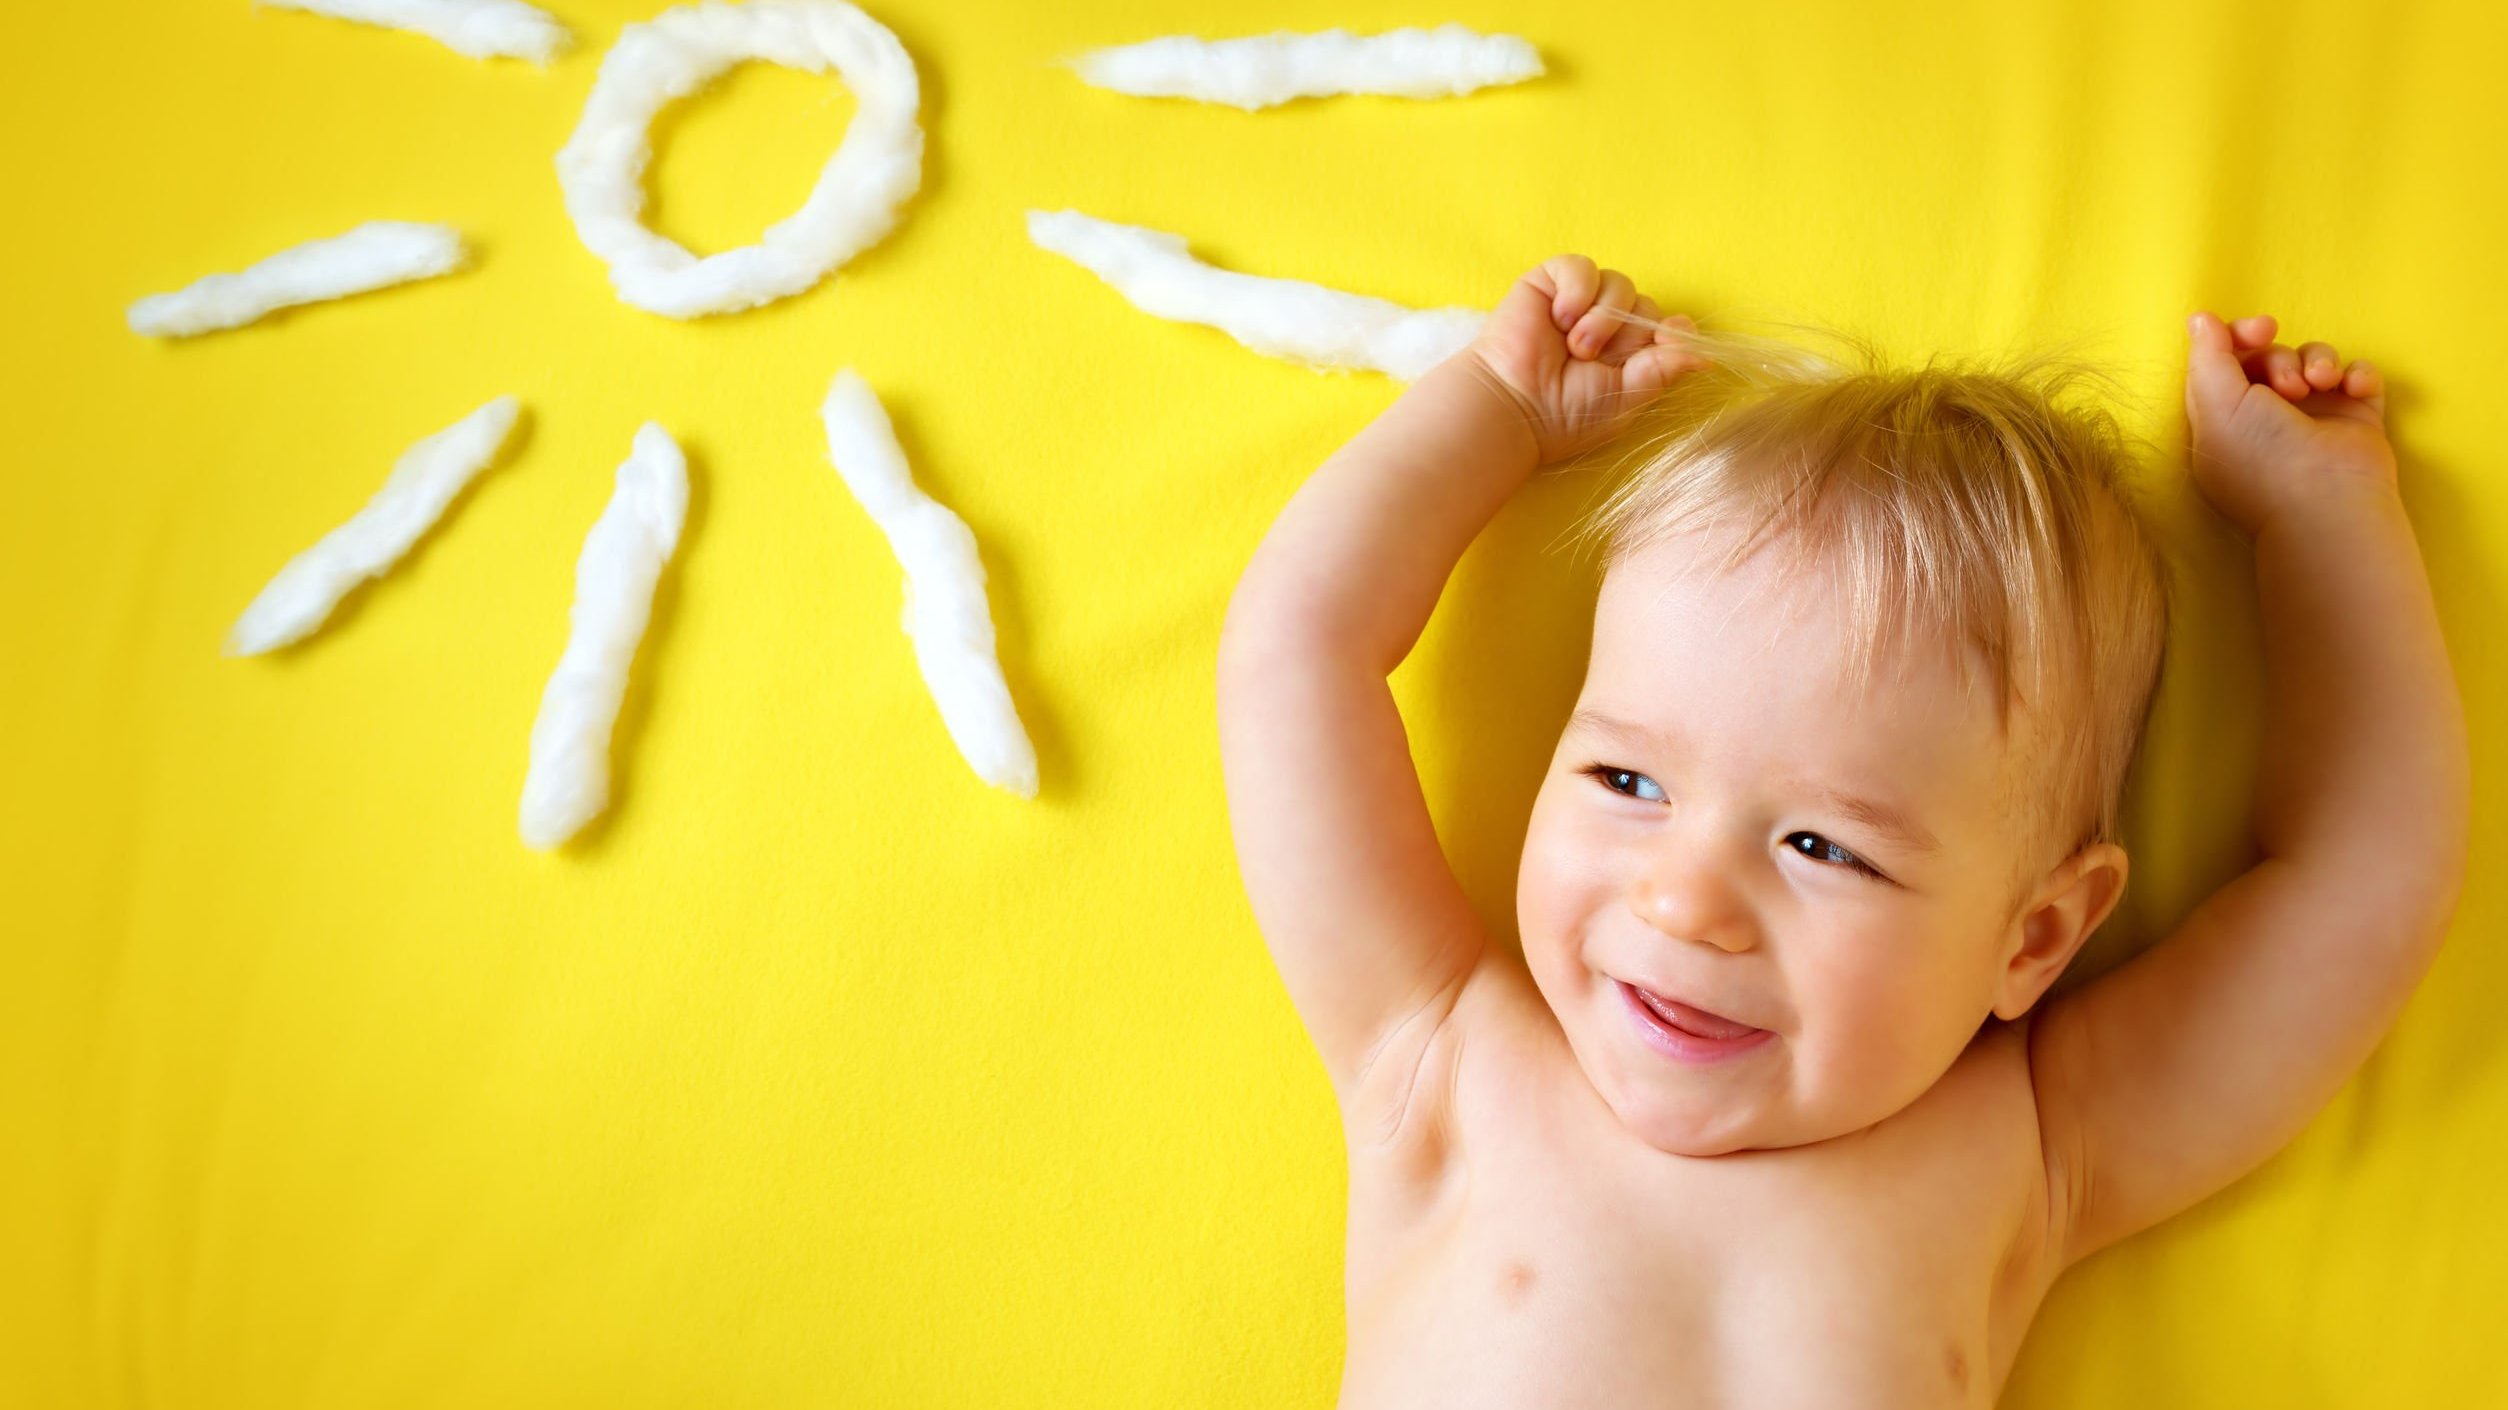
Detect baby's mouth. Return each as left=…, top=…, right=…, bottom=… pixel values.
left=1624, top=982, right=1762, bottom=1040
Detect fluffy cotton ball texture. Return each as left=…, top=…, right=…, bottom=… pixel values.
left=127, top=221, right=467, bottom=337
left=226, top=395, right=522, bottom=656
left=1067, top=24, right=1542, bottom=110
left=554, top=0, right=922, bottom=318
left=261, top=0, right=570, bottom=64
left=1027, top=208, right=1485, bottom=381
left=519, top=424, right=690, bottom=851
left=821, top=369, right=1038, bottom=799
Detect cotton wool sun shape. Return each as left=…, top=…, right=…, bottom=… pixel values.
left=131, top=1, right=1546, bottom=849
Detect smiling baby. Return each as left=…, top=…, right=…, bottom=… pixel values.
left=1215, top=255, right=2469, bottom=1407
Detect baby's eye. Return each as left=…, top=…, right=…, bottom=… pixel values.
left=1581, top=763, right=1665, bottom=803
left=1788, top=831, right=1883, bottom=880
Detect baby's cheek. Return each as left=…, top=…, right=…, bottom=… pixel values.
left=1800, top=937, right=1982, bottom=1104
left=1514, top=800, right=1576, bottom=925
left=1504, top=807, right=1605, bottom=928
left=1514, top=817, right=1599, bottom=979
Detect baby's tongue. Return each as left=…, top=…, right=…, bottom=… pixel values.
left=1645, top=989, right=1756, bottom=1039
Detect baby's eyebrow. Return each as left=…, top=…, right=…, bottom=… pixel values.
left=1569, top=709, right=1674, bottom=751
left=1805, top=785, right=1941, bottom=856
left=1568, top=709, right=1941, bottom=856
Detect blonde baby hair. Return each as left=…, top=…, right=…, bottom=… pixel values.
left=1565, top=309, right=2174, bottom=918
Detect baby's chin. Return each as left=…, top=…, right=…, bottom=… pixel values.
left=1587, top=1063, right=1788, bottom=1157
left=1618, top=1110, right=1770, bottom=1158
left=1584, top=1059, right=1897, bottom=1157
left=1558, top=1010, right=1878, bottom=1157
left=1545, top=1017, right=1763, bottom=1155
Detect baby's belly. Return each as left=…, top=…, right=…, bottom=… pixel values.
left=1336, top=1261, right=2015, bottom=1410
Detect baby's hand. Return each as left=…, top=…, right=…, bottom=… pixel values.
left=2185, top=310, right=2395, bottom=535
left=1463, top=254, right=1708, bottom=465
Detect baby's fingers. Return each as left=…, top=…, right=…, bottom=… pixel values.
left=2240, top=342, right=2308, bottom=399
left=1537, top=254, right=1601, bottom=332
left=1595, top=295, right=1664, bottom=361
left=1620, top=341, right=1705, bottom=402
left=2344, top=358, right=2387, bottom=416
left=2186, top=311, right=2254, bottom=414
left=1570, top=268, right=1639, bottom=358
left=2299, top=341, right=2344, bottom=391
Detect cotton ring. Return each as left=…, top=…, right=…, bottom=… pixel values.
left=555, top=0, right=924, bottom=319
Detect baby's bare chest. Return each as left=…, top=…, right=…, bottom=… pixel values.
left=1336, top=1027, right=2055, bottom=1410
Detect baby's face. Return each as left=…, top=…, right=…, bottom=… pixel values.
left=1518, top=523, right=2032, bottom=1156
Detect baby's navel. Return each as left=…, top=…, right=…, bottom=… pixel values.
left=1944, top=1340, right=1969, bottom=1392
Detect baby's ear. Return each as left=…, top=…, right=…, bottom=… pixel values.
left=1992, top=843, right=2129, bottom=1021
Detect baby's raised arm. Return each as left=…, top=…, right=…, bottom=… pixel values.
left=2029, top=313, right=2472, bottom=1268
left=1216, top=256, right=1701, bottom=1105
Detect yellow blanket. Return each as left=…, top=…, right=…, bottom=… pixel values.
left=5, top=1, right=2501, bottom=1403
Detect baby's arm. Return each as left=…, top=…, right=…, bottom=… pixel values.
left=2030, top=313, right=2472, bottom=1269
left=1217, top=256, right=1699, bottom=1104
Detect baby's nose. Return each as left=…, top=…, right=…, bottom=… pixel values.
left=1626, top=850, right=1759, bottom=953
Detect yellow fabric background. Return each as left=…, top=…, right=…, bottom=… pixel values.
left=5, top=0, right=2502, bottom=1403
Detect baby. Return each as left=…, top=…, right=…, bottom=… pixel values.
left=1214, top=255, right=2470, bottom=1408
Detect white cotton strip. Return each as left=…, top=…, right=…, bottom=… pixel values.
left=225, top=396, right=521, bottom=657
left=519, top=425, right=690, bottom=850
left=127, top=221, right=467, bottom=338
left=555, top=0, right=923, bottom=318
left=821, top=370, right=1038, bottom=800
left=262, top=0, right=571, bottom=64
left=1067, top=24, right=1542, bottom=110
left=1025, top=208, right=1486, bottom=381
